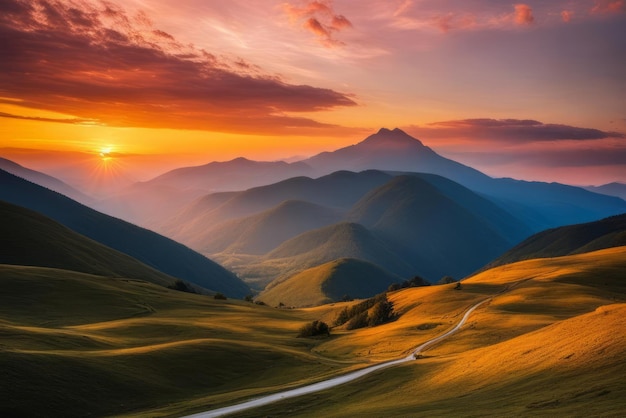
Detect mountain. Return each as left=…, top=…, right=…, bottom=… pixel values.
left=305, top=128, right=491, bottom=190
left=0, top=169, right=250, bottom=297
left=585, top=182, right=626, bottom=200
left=303, top=128, right=626, bottom=231
left=146, top=157, right=314, bottom=192
left=257, top=258, right=402, bottom=307
left=97, top=157, right=313, bottom=226
left=0, top=200, right=177, bottom=287
left=188, top=200, right=344, bottom=255
left=0, top=157, right=92, bottom=205
left=487, top=213, right=626, bottom=269
left=263, top=222, right=415, bottom=281
left=347, top=175, right=517, bottom=280
left=160, top=170, right=393, bottom=242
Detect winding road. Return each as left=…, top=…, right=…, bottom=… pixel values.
left=184, top=298, right=489, bottom=418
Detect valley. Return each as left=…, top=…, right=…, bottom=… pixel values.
left=2, top=129, right=625, bottom=417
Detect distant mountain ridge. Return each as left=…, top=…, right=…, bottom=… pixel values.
left=0, top=157, right=92, bottom=205
left=0, top=169, right=250, bottom=297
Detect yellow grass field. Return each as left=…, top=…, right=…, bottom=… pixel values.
left=2, top=246, right=625, bottom=417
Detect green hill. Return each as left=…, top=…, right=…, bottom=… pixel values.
left=0, top=201, right=175, bottom=286
left=258, top=258, right=401, bottom=307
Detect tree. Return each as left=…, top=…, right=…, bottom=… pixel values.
left=244, top=294, right=254, bottom=302
left=167, top=280, right=197, bottom=294
left=298, top=320, right=330, bottom=337
left=214, top=292, right=227, bottom=300
left=368, top=299, right=394, bottom=327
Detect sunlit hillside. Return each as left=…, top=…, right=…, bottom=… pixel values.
left=229, top=246, right=626, bottom=417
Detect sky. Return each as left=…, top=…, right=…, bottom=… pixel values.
left=1, top=0, right=625, bottom=191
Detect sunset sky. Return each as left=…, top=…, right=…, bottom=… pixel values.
left=1, top=0, right=625, bottom=190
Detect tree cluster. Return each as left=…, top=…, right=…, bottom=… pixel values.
left=297, top=320, right=330, bottom=338
left=334, top=293, right=396, bottom=330
left=387, top=275, right=431, bottom=292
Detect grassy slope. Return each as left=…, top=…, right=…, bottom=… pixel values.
left=488, top=212, right=626, bottom=269
left=0, top=265, right=356, bottom=418
left=0, top=169, right=250, bottom=297
left=233, top=246, right=626, bottom=417
left=258, top=258, right=401, bottom=307
left=0, top=200, right=175, bottom=286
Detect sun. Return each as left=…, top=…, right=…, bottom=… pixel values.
left=99, top=146, right=113, bottom=161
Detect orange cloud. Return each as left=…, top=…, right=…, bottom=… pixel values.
left=514, top=4, right=535, bottom=25
left=591, top=0, right=625, bottom=14
left=0, top=0, right=356, bottom=134
left=284, top=0, right=352, bottom=47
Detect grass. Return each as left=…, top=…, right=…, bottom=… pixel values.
left=0, top=265, right=358, bottom=417
left=224, top=246, right=626, bottom=416
left=3, top=246, right=626, bottom=417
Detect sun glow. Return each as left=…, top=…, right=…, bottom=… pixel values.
left=99, top=146, right=113, bottom=161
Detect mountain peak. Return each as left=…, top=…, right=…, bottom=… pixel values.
left=362, top=127, right=425, bottom=147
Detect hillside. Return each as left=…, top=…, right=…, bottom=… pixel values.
left=0, top=265, right=352, bottom=417
left=487, top=213, right=626, bottom=268
left=0, top=201, right=175, bottom=286
left=264, top=222, right=415, bottom=280
left=0, top=157, right=92, bottom=204
left=586, top=182, right=626, bottom=200
left=0, top=169, right=250, bottom=297
left=258, top=258, right=402, bottom=307
left=237, top=246, right=626, bottom=417
left=190, top=200, right=344, bottom=254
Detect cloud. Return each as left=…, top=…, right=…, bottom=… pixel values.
left=513, top=4, right=535, bottom=25
left=561, top=10, right=574, bottom=22
left=591, top=0, right=625, bottom=14
left=0, top=0, right=356, bottom=134
left=284, top=0, right=353, bottom=47
left=0, top=111, right=101, bottom=125
left=407, top=119, right=624, bottom=142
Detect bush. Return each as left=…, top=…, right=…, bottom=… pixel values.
left=298, top=320, right=330, bottom=337
left=167, top=280, right=197, bottom=294
left=214, top=292, right=227, bottom=300
left=244, top=294, right=254, bottom=302
left=388, top=276, right=431, bottom=291
left=334, top=293, right=396, bottom=329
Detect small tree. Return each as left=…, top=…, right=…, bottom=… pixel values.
left=298, top=320, right=330, bottom=337
left=244, top=294, right=254, bottom=303
left=214, top=292, right=227, bottom=300
left=346, top=311, right=368, bottom=330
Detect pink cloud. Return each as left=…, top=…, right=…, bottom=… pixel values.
left=591, top=0, right=625, bottom=14
left=514, top=4, right=535, bottom=25
left=283, top=0, right=353, bottom=47
left=561, top=10, right=574, bottom=22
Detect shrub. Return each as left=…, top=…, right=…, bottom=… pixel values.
left=346, top=311, right=369, bottom=330
left=298, top=320, right=330, bottom=337
left=167, top=280, right=197, bottom=294
left=244, top=294, right=254, bottom=302
left=214, top=292, right=227, bottom=300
